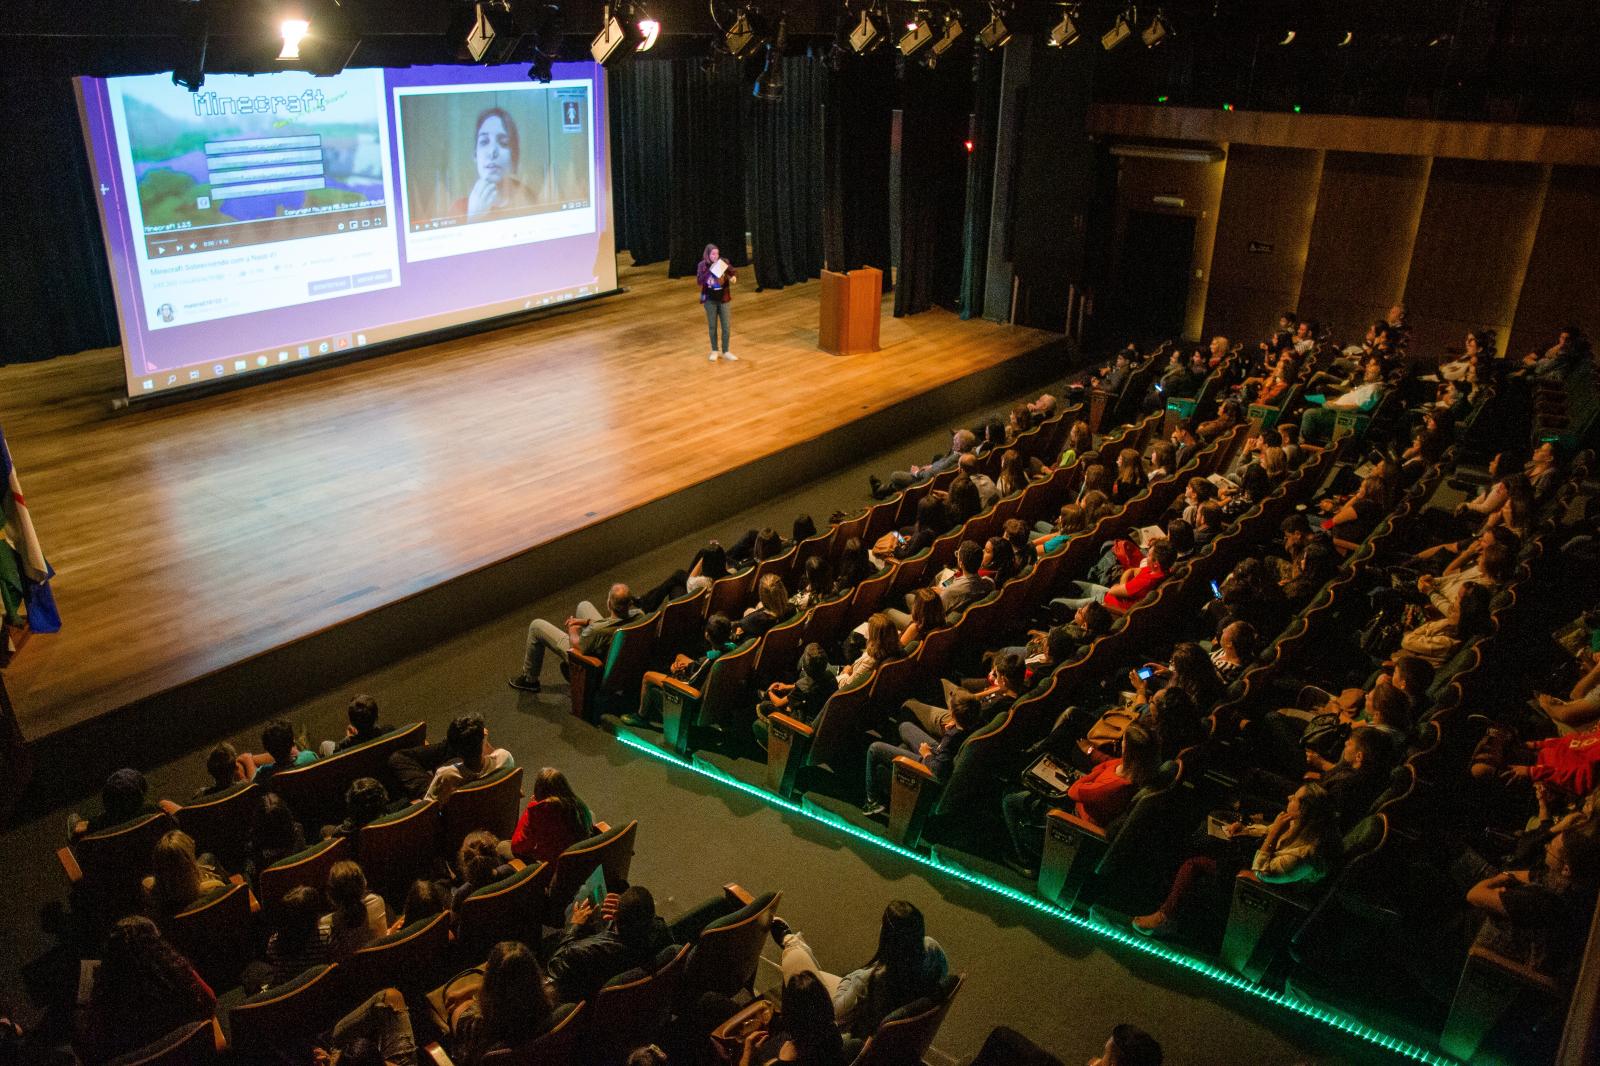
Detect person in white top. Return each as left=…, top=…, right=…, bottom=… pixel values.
left=321, top=860, right=390, bottom=959
left=424, top=714, right=515, bottom=805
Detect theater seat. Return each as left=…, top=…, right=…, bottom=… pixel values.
left=1441, top=943, right=1563, bottom=1060
left=164, top=882, right=254, bottom=993
left=423, top=1001, right=585, bottom=1066
left=543, top=820, right=638, bottom=924
left=105, top=1018, right=221, bottom=1066
left=849, top=973, right=963, bottom=1066
left=568, top=608, right=660, bottom=722
left=580, top=943, right=688, bottom=1065
left=339, top=911, right=451, bottom=1005
left=660, top=639, right=757, bottom=756
left=226, top=963, right=344, bottom=1059
left=441, top=766, right=523, bottom=858
left=454, top=860, right=552, bottom=961
left=257, top=836, right=348, bottom=924
left=171, top=783, right=258, bottom=874
left=269, top=722, right=426, bottom=832
left=356, top=799, right=440, bottom=903
left=58, top=810, right=175, bottom=919
left=674, top=884, right=780, bottom=1006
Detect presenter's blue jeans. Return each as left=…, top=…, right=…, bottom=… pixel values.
left=704, top=300, right=731, bottom=352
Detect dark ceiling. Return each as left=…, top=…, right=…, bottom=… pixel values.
left=5, top=0, right=1597, bottom=125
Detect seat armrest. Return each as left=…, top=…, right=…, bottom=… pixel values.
left=507, top=858, right=526, bottom=872
left=1233, top=870, right=1318, bottom=909
left=661, top=677, right=703, bottom=699
left=1045, top=808, right=1107, bottom=840
left=891, top=755, right=937, bottom=782
left=724, top=883, right=755, bottom=907
left=767, top=712, right=813, bottom=739
left=567, top=648, right=603, bottom=671
left=57, top=846, right=83, bottom=884
left=592, top=820, right=611, bottom=834
left=1467, top=944, right=1561, bottom=995
left=424, top=1042, right=455, bottom=1066
left=158, top=799, right=182, bottom=816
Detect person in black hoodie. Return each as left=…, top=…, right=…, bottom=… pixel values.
left=546, top=886, right=675, bottom=1005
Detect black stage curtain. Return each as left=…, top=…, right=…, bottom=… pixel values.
left=822, top=55, right=894, bottom=276
left=610, top=62, right=674, bottom=266
left=668, top=58, right=749, bottom=278
left=959, top=50, right=1003, bottom=319
left=743, top=56, right=825, bottom=290
left=0, top=69, right=119, bottom=364
left=894, top=61, right=972, bottom=317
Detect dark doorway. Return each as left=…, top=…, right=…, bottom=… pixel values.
left=1114, top=210, right=1196, bottom=344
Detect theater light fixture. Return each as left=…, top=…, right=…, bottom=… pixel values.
left=592, top=3, right=642, bottom=64
left=1277, top=29, right=1295, bottom=45
left=460, top=0, right=521, bottom=64
left=753, top=15, right=787, bottom=100
left=278, top=18, right=310, bottom=60
left=1046, top=7, right=1079, bottom=47
left=931, top=15, right=964, bottom=58
left=898, top=13, right=935, bottom=56
left=723, top=11, right=764, bottom=58
left=636, top=17, right=660, bottom=50
left=1337, top=30, right=1353, bottom=46
left=976, top=9, right=1011, bottom=49
left=1140, top=11, right=1169, bottom=48
left=847, top=9, right=888, bottom=54
left=1101, top=8, right=1133, bottom=50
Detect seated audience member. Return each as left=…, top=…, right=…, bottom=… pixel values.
left=546, top=886, right=675, bottom=1005
left=1052, top=539, right=1176, bottom=615
left=76, top=917, right=216, bottom=1063
left=904, top=540, right=993, bottom=622
left=443, top=941, right=555, bottom=1066
left=247, top=792, right=307, bottom=885
left=1312, top=728, right=1395, bottom=829
left=265, top=886, right=333, bottom=987
left=1059, top=420, right=1093, bottom=469
left=732, top=574, right=793, bottom=643
left=321, top=860, right=389, bottom=960
left=755, top=643, right=840, bottom=750
left=70, top=768, right=166, bottom=841
left=901, top=652, right=1025, bottom=738
left=1003, top=723, right=1161, bottom=875
left=879, top=496, right=947, bottom=561
left=862, top=692, right=983, bottom=817
left=838, top=614, right=903, bottom=691
left=243, top=718, right=317, bottom=785
left=1397, top=582, right=1491, bottom=668
left=1521, top=325, right=1590, bottom=381
left=789, top=555, right=833, bottom=612
left=510, top=583, right=643, bottom=693
left=141, top=830, right=224, bottom=918
left=1133, top=783, right=1341, bottom=936
left=452, top=830, right=515, bottom=915
left=1322, top=474, right=1387, bottom=545
left=734, top=970, right=848, bottom=1066
left=774, top=900, right=948, bottom=1042
left=938, top=474, right=984, bottom=527
left=1108, top=448, right=1148, bottom=504
left=1465, top=814, right=1600, bottom=979
left=637, top=540, right=730, bottom=613
left=1284, top=540, right=1337, bottom=610
left=1077, top=462, right=1111, bottom=503
left=510, top=767, right=594, bottom=865
left=832, top=538, right=882, bottom=593
left=631, top=613, right=739, bottom=728
left=868, top=429, right=976, bottom=499
left=1091, top=347, right=1136, bottom=394
left=958, top=452, right=999, bottom=509
left=725, top=526, right=791, bottom=571
left=1197, top=398, right=1243, bottom=443
left=1536, top=656, right=1600, bottom=732
left=314, top=987, right=418, bottom=1066
left=193, top=743, right=239, bottom=799
left=1088, top=1023, right=1164, bottom=1066
left=1034, top=502, right=1089, bottom=552
left=893, top=587, right=946, bottom=649
left=424, top=714, right=515, bottom=805
left=1420, top=540, right=1513, bottom=617
left=389, top=879, right=448, bottom=934
left=323, top=777, right=395, bottom=845
left=1503, top=726, right=1600, bottom=796
left=1300, top=355, right=1389, bottom=444
left=1525, top=439, right=1563, bottom=505
left=321, top=694, right=394, bottom=756
left=995, top=449, right=1035, bottom=499
left=1210, top=621, right=1260, bottom=685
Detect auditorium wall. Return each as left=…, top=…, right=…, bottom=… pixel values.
left=1083, top=104, right=1600, bottom=357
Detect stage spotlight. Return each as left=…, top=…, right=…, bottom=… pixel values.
left=723, top=11, right=764, bottom=58
left=462, top=0, right=521, bottom=64
left=848, top=9, right=889, bottom=53
left=899, top=13, right=935, bottom=57
left=1337, top=30, right=1353, bottom=46
left=976, top=10, right=1011, bottom=49
left=931, top=15, right=964, bottom=57
left=1046, top=8, right=1079, bottom=47
left=592, top=3, right=643, bottom=65
left=278, top=18, right=310, bottom=60
left=1277, top=29, right=1295, bottom=46
left=1101, top=9, right=1132, bottom=50
left=753, top=16, right=786, bottom=100
left=1140, top=12, right=1169, bottom=48
left=636, top=17, right=660, bottom=50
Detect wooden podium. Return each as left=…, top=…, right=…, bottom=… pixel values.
left=818, top=267, right=882, bottom=355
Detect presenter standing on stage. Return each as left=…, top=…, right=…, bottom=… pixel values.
left=697, top=243, right=738, bottom=362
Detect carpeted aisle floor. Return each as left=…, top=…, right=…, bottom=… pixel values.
left=0, top=379, right=1425, bottom=1065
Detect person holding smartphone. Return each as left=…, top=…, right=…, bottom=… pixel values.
left=697, top=242, right=738, bottom=362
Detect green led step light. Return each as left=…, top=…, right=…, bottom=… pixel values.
left=615, top=731, right=1458, bottom=1066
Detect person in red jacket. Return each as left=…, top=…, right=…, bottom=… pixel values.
left=1068, top=722, right=1161, bottom=828
left=1505, top=729, right=1600, bottom=797
left=510, top=767, right=594, bottom=865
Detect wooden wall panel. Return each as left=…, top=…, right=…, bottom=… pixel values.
left=1298, top=152, right=1431, bottom=344
left=1201, top=145, right=1323, bottom=343
left=1507, top=165, right=1600, bottom=361
left=1109, top=154, right=1226, bottom=341
left=1403, top=158, right=1548, bottom=360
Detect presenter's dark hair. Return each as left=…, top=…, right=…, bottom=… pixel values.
left=473, top=107, right=520, bottom=170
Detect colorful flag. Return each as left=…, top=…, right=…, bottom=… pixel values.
left=0, top=424, right=60, bottom=633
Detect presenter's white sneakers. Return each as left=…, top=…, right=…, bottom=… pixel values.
left=708, top=351, right=720, bottom=362
left=722, top=351, right=738, bottom=361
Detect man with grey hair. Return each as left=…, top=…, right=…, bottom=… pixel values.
left=870, top=428, right=976, bottom=499
left=510, top=582, right=642, bottom=693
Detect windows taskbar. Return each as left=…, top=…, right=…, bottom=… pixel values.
left=129, top=282, right=607, bottom=399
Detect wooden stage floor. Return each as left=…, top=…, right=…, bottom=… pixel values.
left=0, top=259, right=1054, bottom=742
